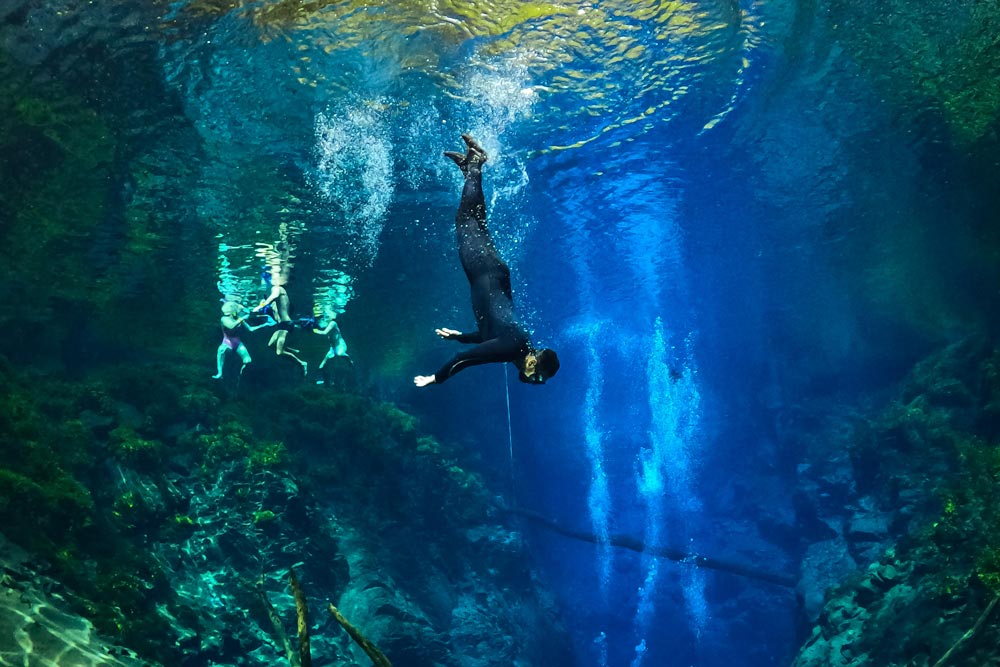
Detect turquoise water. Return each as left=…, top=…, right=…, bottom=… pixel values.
left=1, top=1, right=998, bottom=666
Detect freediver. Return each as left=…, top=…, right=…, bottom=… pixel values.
left=413, top=134, right=559, bottom=387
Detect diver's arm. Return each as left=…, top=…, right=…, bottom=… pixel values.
left=435, top=327, right=482, bottom=344
left=417, top=337, right=521, bottom=386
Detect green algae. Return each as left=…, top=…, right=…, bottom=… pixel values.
left=975, top=546, right=1000, bottom=596
left=0, top=379, right=98, bottom=556
left=110, top=426, right=164, bottom=472
left=253, top=509, right=277, bottom=524
left=808, top=338, right=1000, bottom=666
left=828, top=0, right=1000, bottom=147
left=0, top=54, right=116, bottom=316
left=0, top=53, right=218, bottom=365
left=0, top=355, right=498, bottom=665
left=249, top=440, right=288, bottom=469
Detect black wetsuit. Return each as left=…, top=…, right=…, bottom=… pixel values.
left=434, top=165, right=531, bottom=383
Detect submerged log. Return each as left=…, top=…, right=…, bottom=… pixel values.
left=257, top=582, right=300, bottom=667
left=510, top=507, right=797, bottom=588
left=328, top=603, right=393, bottom=667
left=931, top=595, right=999, bottom=667
left=288, top=569, right=312, bottom=667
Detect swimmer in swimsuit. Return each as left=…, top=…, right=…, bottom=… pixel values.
left=313, top=305, right=352, bottom=385
left=213, top=301, right=252, bottom=379
left=413, top=134, right=559, bottom=387
left=253, top=269, right=308, bottom=375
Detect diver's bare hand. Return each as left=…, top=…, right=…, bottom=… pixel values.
left=414, top=375, right=436, bottom=387
left=435, top=328, right=462, bottom=340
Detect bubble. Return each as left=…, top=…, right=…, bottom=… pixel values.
left=311, top=104, right=395, bottom=265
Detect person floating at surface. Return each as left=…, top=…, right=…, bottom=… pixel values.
left=414, top=133, right=559, bottom=387
left=254, top=269, right=309, bottom=375
left=213, top=301, right=252, bottom=379
left=313, top=305, right=352, bottom=385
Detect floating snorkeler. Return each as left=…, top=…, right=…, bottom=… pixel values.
left=414, top=134, right=559, bottom=387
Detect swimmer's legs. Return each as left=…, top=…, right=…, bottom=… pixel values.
left=237, top=343, right=252, bottom=374
left=275, top=330, right=308, bottom=375
left=213, top=344, right=227, bottom=379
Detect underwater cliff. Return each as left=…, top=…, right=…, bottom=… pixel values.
left=791, top=337, right=1000, bottom=666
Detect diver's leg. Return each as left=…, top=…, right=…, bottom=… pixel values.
left=446, top=134, right=489, bottom=233
left=213, top=344, right=227, bottom=379
left=446, top=134, right=505, bottom=279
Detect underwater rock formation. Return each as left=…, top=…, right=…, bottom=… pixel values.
left=0, top=359, right=573, bottom=667
left=792, top=336, right=1000, bottom=666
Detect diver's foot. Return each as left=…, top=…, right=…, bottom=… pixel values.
left=301, top=361, right=309, bottom=377
left=212, top=373, right=222, bottom=380
left=444, top=133, right=488, bottom=173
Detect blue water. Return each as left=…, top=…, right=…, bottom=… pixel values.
left=3, top=0, right=997, bottom=665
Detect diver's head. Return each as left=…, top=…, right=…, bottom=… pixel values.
left=221, top=301, right=241, bottom=317
left=519, top=348, right=560, bottom=385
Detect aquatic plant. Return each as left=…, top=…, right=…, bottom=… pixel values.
left=250, top=440, right=289, bottom=469
left=194, top=418, right=292, bottom=478
left=109, top=425, right=164, bottom=472
left=253, top=509, right=277, bottom=524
